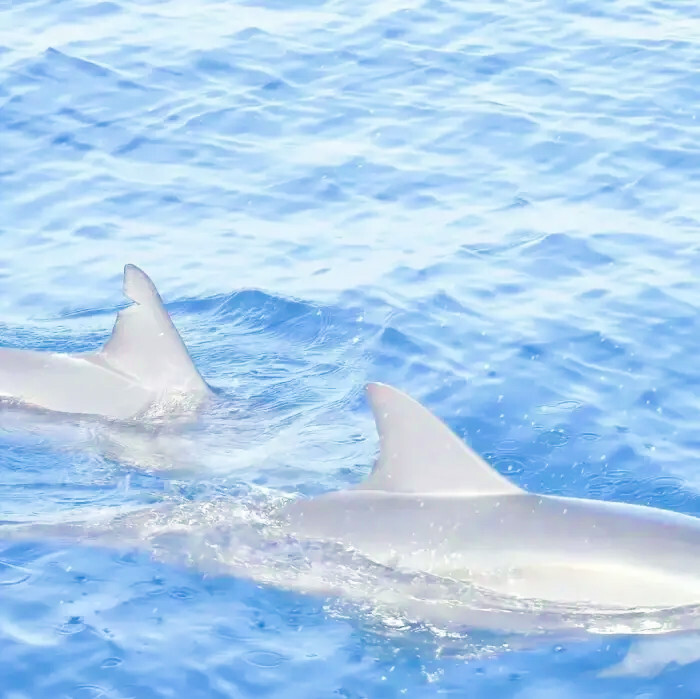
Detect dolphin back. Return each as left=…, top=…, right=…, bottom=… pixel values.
left=0, top=264, right=210, bottom=419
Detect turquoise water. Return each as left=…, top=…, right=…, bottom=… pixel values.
left=2, top=0, right=700, bottom=696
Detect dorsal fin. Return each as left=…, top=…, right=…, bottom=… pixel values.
left=92, top=265, right=209, bottom=394
left=359, top=383, right=522, bottom=495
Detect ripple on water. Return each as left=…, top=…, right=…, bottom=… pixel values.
left=0, top=560, right=32, bottom=586
left=243, top=650, right=286, bottom=668
left=2, top=0, right=700, bottom=695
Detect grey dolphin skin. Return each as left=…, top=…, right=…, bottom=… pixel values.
left=0, top=265, right=211, bottom=419
left=281, top=383, right=700, bottom=611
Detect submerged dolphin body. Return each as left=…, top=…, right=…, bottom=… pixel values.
left=281, top=383, right=700, bottom=614
left=0, top=265, right=211, bottom=420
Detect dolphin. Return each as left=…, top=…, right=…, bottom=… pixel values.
left=280, top=383, right=700, bottom=617
left=0, top=264, right=211, bottom=420
left=3, top=381, right=700, bottom=677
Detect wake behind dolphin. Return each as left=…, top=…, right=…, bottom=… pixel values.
left=0, top=265, right=211, bottom=420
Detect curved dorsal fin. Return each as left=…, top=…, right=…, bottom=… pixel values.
left=94, top=265, right=208, bottom=394
left=360, top=383, right=522, bottom=495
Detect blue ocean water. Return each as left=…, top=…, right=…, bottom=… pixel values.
left=2, top=0, right=700, bottom=695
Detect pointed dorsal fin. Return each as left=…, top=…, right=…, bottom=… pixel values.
left=92, top=265, right=208, bottom=394
left=359, top=383, right=522, bottom=495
